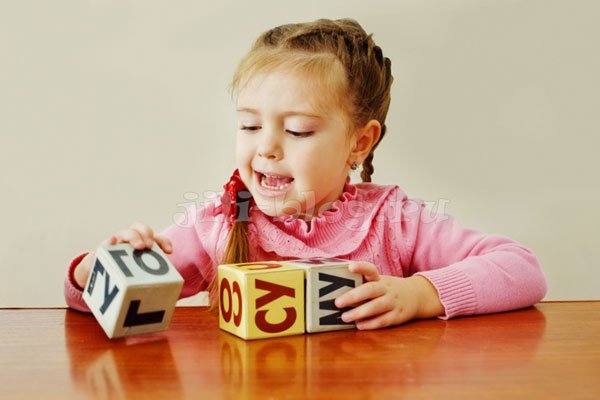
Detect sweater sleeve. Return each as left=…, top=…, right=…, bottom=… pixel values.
left=158, top=205, right=215, bottom=299
left=64, top=252, right=92, bottom=312
left=63, top=204, right=218, bottom=312
left=401, top=199, right=547, bottom=319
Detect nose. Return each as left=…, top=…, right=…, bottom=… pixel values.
left=257, top=127, right=283, bottom=160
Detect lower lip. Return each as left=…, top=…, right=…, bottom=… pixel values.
left=254, top=172, right=294, bottom=197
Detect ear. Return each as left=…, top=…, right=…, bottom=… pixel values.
left=348, top=120, right=381, bottom=165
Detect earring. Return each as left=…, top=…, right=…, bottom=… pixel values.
left=350, top=160, right=359, bottom=170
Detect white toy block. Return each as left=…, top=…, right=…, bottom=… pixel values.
left=285, top=257, right=364, bottom=333
left=83, top=243, right=184, bottom=339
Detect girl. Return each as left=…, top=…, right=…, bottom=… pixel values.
left=65, top=18, right=547, bottom=330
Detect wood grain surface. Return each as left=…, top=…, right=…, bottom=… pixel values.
left=1, top=302, right=599, bottom=399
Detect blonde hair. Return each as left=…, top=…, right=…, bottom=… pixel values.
left=210, top=18, right=393, bottom=307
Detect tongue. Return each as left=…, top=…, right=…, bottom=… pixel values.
left=264, top=175, right=293, bottom=186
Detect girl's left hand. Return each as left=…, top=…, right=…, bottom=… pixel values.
left=334, top=262, right=445, bottom=330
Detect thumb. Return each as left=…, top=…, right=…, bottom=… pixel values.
left=348, top=261, right=380, bottom=282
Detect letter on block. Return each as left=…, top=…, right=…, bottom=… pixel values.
left=83, top=243, right=184, bottom=339
left=218, top=262, right=305, bottom=340
left=285, top=257, right=364, bottom=333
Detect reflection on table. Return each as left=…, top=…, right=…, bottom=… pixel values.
left=59, top=304, right=564, bottom=399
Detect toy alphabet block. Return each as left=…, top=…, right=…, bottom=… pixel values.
left=285, top=257, right=364, bottom=333
left=218, top=262, right=305, bottom=340
left=83, top=243, right=184, bottom=338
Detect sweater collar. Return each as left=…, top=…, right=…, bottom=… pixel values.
left=247, top=181, right=398, bottom=259
left=270, top=179, right=357, bottom=231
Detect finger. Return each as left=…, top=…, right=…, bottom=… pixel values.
left=130, top=222, right=155, bottom=248
left=101, top=235, right=118, bottom=246
left=154, top=234, right=173, bottom=254
left=335, top=281, right=386, bottom=308
left=355, top=309, right=412, bottom=331
left=348, top=261, right=380, bottom=282
left=340, top=295, right=390, bottom=323
left=114, top=229, right=146, bottom=250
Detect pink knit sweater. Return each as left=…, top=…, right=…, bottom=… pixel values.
left=64, top=182, right=547, bottom=318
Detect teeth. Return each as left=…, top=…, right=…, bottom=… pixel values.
left=261, top=174, right=291, bottom=190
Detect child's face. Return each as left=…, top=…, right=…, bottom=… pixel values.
left=235, top=68, right=354, bottom=218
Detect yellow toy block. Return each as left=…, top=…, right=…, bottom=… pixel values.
left=218, top=262, right=305, bottom=340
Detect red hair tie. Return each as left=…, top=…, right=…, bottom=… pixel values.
left=215, top=169, right=252, bottom=224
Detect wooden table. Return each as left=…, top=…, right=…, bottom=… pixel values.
left=1, top=302, right=598, bottom=399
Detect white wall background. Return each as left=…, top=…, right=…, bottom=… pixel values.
left=1, top=0, right=598, bottom=307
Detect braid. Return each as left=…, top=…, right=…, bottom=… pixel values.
left=360, top=152, right=375, bottom=183
left=360, top=123, right=387, bottom=182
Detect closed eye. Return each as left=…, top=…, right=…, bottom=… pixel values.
left=286, top=130, right=314, bottom=138
left=240, top=126, right=261, bottom=131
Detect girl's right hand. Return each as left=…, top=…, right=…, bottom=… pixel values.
left=73, top=222, right=173, bottom=289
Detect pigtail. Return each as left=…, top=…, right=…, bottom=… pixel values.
left=222, top=220, right=250, bottom=265
left=207, top=220, right=250, bottom=312
left=207, top=170, right=252, bottom=312
left=360, top=152, right=375, bottom=183
left=360, top=123, right=387, bottom=183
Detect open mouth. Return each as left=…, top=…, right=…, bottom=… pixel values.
left=255, top=171, right=295, bottom=191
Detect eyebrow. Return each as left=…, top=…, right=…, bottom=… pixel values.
left=236, top=107, right=323, bottom=119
